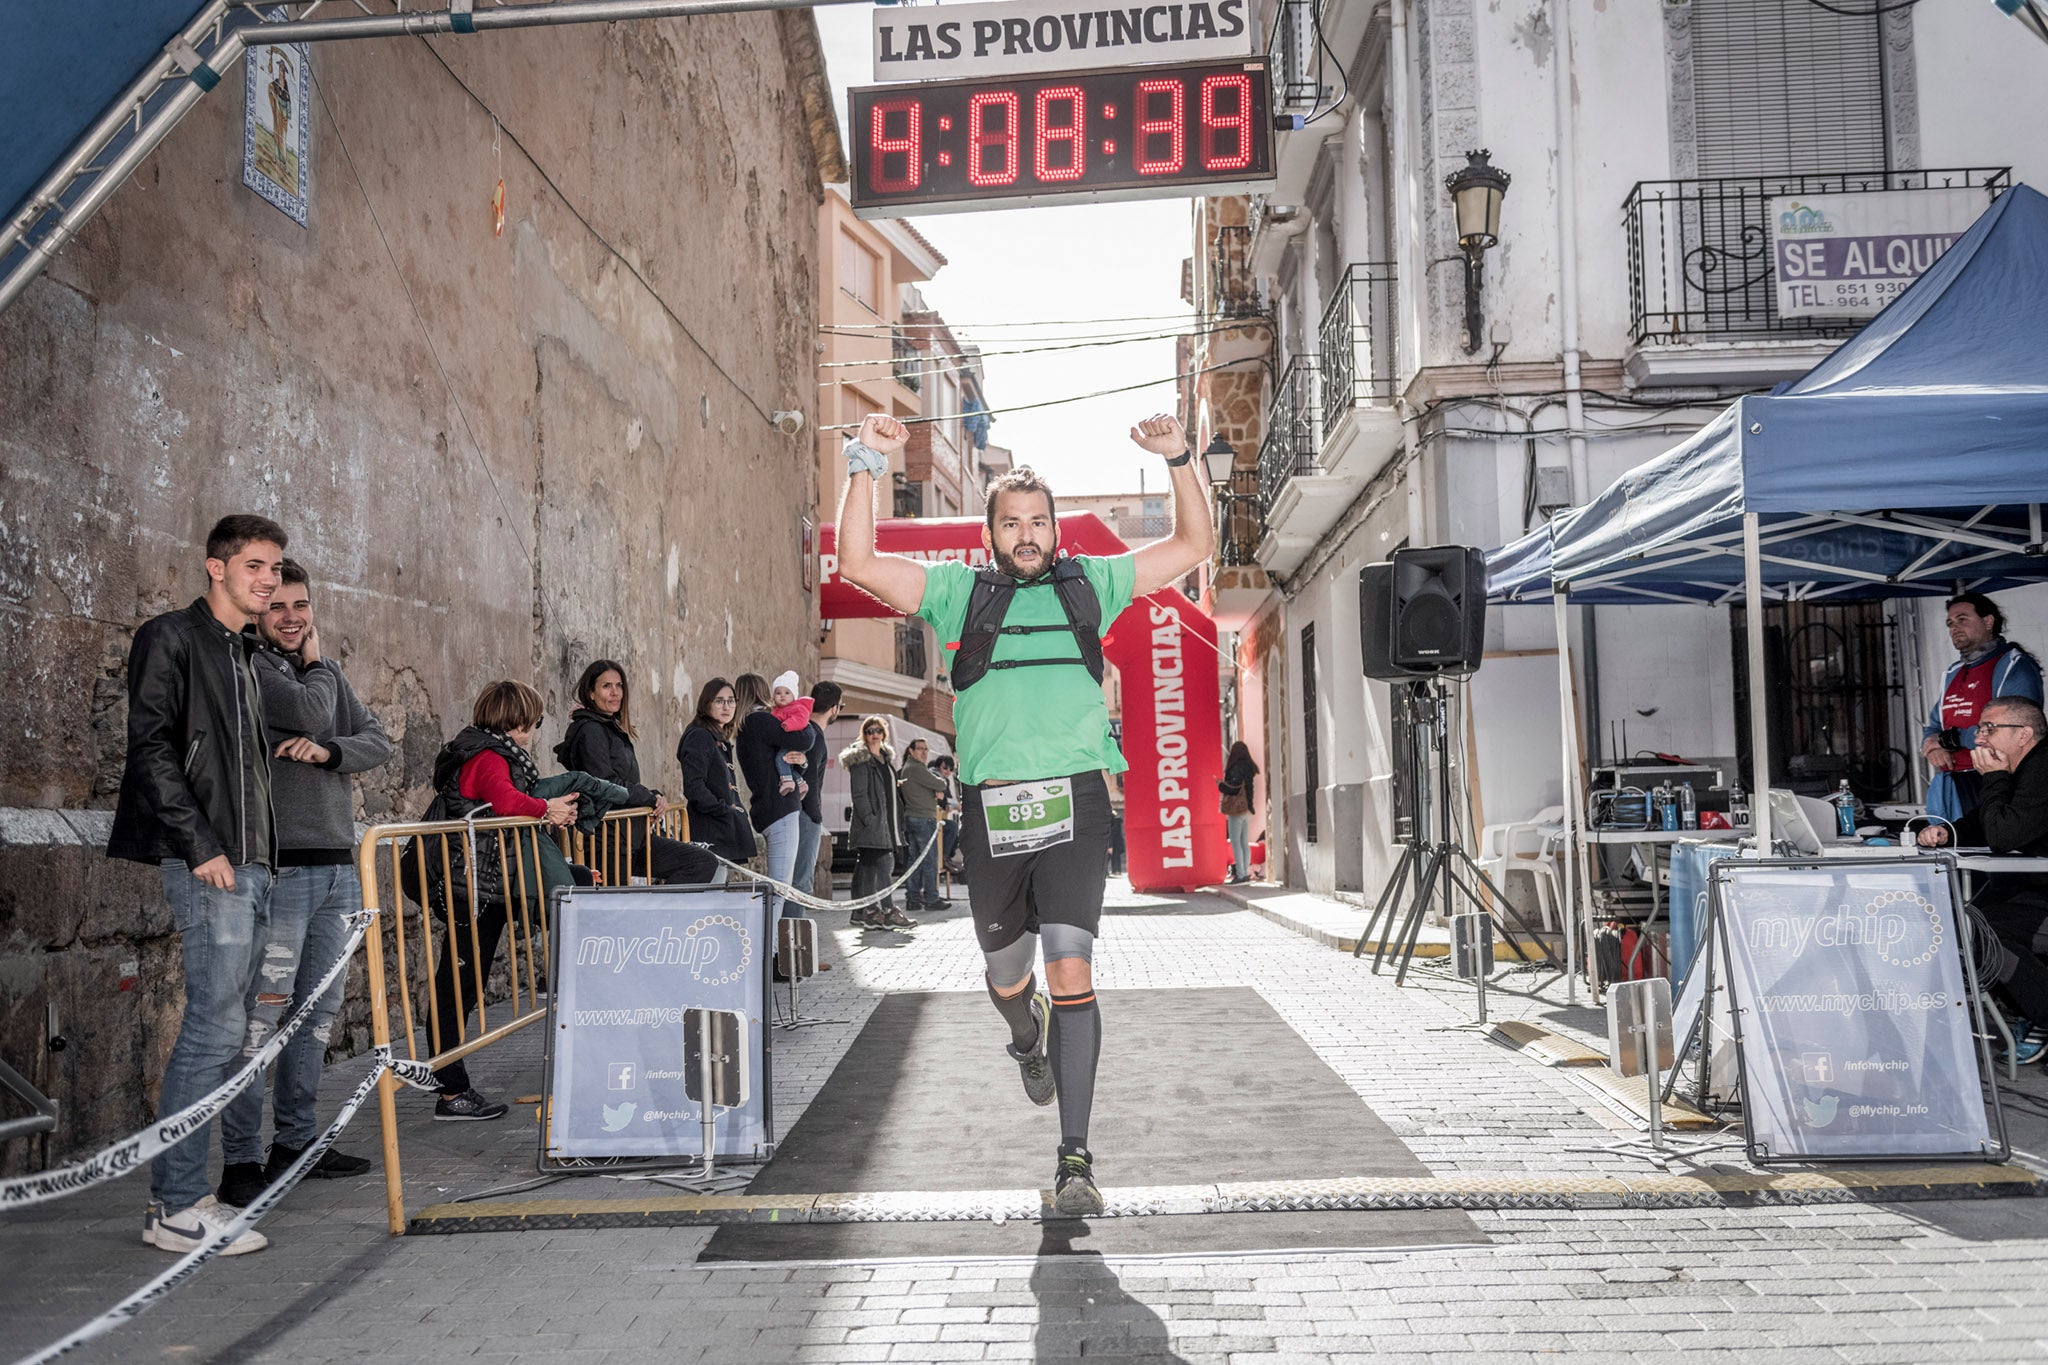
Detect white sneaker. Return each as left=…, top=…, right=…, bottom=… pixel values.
left=146, top=1196, right=269, bottom=1256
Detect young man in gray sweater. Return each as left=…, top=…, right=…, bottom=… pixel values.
left=217, top=559, right=393, bottom=1207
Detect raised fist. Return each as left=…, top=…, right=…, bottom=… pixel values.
left=858, top=412, right=909, bottom=456
left=1129, top=413, right=1188, bottom=458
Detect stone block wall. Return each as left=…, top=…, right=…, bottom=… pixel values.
left=0, top=13, right=838, bottom=1171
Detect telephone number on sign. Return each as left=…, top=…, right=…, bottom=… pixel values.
left=1779, top=278, right=1917, bottom=313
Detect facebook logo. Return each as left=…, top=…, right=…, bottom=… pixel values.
left=1799, top=1052, right=1834, bottom=1085
left=607, top=1062, right=636, bottom=1091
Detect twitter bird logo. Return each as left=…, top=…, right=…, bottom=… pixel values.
left=601, top=1101, right=637, bottom=1132
left=1801, top=1094, right=1839, bottom=1127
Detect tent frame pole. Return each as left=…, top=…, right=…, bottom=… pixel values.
left=1743, top=512, right=1772, bottom=854
left=1554, top=593, right=1582, bottom=1004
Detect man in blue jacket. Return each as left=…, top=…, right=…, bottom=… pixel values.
left=1924, top=593, right=2043, bottom=827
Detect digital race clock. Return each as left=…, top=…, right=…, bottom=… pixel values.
left=848, top=59, right=1275, bottom=218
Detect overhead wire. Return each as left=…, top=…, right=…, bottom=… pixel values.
left=818, top=356, right=1266, bottom=431
left=817, top=311, right=1209, bottom=330
left=816, top=319, right=1265, bottom=372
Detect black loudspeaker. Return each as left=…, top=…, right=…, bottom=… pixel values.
left=1360, top=561, right=1429, bottom=680
left=1391, top=545, right=1486, bottom=671
left=1359, top=548, right=1487, bottom=677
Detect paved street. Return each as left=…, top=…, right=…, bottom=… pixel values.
left=7, top=881, right=2048, bottom=1363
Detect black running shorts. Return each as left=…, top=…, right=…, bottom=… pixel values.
left=960, top=771, right=1112, bottom=954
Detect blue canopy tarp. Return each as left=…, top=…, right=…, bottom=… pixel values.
left=1, top=2, right=211, bottom=239
left=1491, top=183, right=2048, bottom=607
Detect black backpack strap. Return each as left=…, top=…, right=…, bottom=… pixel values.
left=952, top=559, right=1105, bottom=691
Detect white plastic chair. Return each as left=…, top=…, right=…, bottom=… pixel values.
left=1475, top=804, right=1565, bottom=932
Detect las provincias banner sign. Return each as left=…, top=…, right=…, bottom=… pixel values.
left=818, top=513, right=1232, bottom=894
left=872, top=0, right=1254, bottom=81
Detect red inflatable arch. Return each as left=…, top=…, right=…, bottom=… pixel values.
left=818, top=514, right=1230, bottom=893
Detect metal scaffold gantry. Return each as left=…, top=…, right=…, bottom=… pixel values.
left=0, top=0, right=865, bottom=318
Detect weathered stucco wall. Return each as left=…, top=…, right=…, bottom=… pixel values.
left=0, top=14, right=831, bottom=1169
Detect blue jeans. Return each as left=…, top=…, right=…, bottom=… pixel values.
left=762, top=811, right=799, bottom=919
left=904, top=816, right=940, bottom=906
left=793, top=815, right=823, bottom=901
left=221, top=864, right=360, bottom=1162
left=152, top=860, right=274, bottom=1211
left=1227, top=813, right=1251, bottom=879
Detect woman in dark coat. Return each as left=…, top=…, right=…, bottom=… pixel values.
left=733, top=672, right=808, bottom=921
left=842, top=715, right=913, bottom=928
left=676, top=677, right=754, bottom=876
left=556, top=659, right=713, bottom=884
left=1219, top=740, right=1260, bottom=884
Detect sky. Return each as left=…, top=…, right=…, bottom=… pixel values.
left=815, top=4, right=1198, bottom=497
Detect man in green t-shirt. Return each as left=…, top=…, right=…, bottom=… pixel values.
left=836, top=409, right=1214, bottom=1215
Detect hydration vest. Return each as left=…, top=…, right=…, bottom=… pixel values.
left=950, top=558, right=1105, bottom=692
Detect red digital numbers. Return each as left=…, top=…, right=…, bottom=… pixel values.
left=1200, top=74, right=1254, bottom=172
left=851, top=61, right=1270, bottom=209
left=1034, top=86, right=1086, bottom=183
left=967, top=91, right=1020, bottom=187
left=1134, top=79, right=1185, bottom=175
left=869, top=97, right=922, bottom=194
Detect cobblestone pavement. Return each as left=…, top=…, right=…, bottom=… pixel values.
left=6, top=881, right=2048, bottom=1363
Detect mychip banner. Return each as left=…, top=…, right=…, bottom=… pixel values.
left=545, top=885, right=773, bottom=1161
left=1713, top=857, right=2003, bottom=1163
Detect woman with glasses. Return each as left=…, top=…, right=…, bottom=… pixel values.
left=842, top=715, right=914, bottom=928
left=677, top=677, right=755, bottom=879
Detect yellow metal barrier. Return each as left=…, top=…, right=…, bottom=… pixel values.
left=357, top=804, right=677, bottom=1233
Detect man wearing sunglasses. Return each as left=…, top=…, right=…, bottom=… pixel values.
left=834, top=409, right=1214, bottom=1215
left=1920, top=696, right=2048, bottom=1063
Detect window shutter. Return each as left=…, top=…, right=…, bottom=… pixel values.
left=1689, top=0, right=1886, bottom=177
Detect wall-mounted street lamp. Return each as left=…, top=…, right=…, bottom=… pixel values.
left=1445, top=149, right=1510, bottom=355
left=1202, top=433, right=1238, bottom=486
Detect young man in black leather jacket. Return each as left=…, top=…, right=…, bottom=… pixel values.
left=108, top=514, right=288, bottom=1257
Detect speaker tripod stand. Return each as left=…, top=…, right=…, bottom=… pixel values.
left=1354, top=677, right=1563, bottom=985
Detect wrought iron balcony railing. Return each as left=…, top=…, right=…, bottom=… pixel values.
left=894, top=620, right=928, bottom=679
left=1266, top=0, right=1324, bottom=117
left=1317, top=263, right=1397, bottom=433
left=891, top=325, right=922, bottom=392
left=1209, top=224, right=1262, bottom=319
left=1257, top=356, right=1320, bottom=520
left=1215, top=468, right=1261, bottom=568
left=1623, top=167, right=2009, bottom=346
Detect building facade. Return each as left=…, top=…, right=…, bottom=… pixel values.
left=1192, top=0, right=2048, bottom=896
left=0, top=14, right=842, bottom=1165
left=811, top=187, right=964, bottom=730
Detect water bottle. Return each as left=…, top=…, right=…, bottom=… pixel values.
left=1832, top=779, right=1857, bottom=838
left=1678, top=782, right=1698, bottom=831
left=1658, top=781, right=1678, bottom=831
left=1729, top=784, right=1750, bottom=828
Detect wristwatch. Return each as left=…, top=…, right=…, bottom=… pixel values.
left=1164, top=450, right=1193, bottom=467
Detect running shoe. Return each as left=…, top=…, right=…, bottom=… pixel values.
left=433, top=1088, right=509, bottom=1121
left=1052, top=1146, right=1105, bottom=1217
left=1006, top=992, right=1056, bottom=1106
left=881, top=907, right=916, bottom=928
left=267, top=1141, right=372, bottom=1181
left=217, top=1161, right=268, bottom=1208
left=146, top=1196, right=269, bottom=1255
left=1994, top=1016, right=2037, bottom=1061
left=2019, top=1027, right=2048, bottom=1067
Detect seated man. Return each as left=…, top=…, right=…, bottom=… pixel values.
left=1919, top=695, right=2048, bottom=1060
